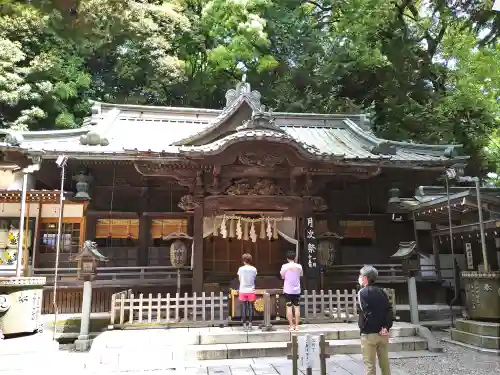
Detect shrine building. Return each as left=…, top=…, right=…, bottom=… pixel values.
left=0, top=80, right=470, bottom=313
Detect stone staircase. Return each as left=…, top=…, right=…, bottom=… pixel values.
left=87, top=322, right=431, bottom=372
left=187, top=322, right=427, bottom=360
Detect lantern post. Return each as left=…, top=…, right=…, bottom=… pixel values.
left=71, top=241, right=107, bottom=351
left=165, top=233, right=192, bottom=294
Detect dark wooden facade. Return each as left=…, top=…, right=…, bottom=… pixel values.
left=0, top=80, right=469, bottom=310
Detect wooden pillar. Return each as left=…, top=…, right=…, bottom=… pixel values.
left=192, top=204, right=204, bottom=293
left=85, top=215, right=97, bottom=242
left=138, top=214, right=150, bottom=266
left=431, top=234, right=442, bottom=281
left=138, top=187, right=151, bottom=267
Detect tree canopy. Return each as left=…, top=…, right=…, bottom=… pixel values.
left=1, top=0, right=499, bottom=174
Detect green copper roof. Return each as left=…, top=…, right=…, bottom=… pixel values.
left=0, top=82, right=467, bottom=166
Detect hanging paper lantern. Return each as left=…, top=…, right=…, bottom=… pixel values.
left=236, top=219, right=243, bottom=240
left=229, top=219, right=236, bottom=238
left=170, top=240, right=187, bottom=268
left=250, top=222, right=257, bottom=243
left=259, top=220, right=266, bottom=239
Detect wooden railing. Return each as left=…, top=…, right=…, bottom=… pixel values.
left=110, top=291, right=228, bottom=328
left=33, top=266, right=192, bottom=287
left=42, top=288, right=115, bottom=314
left=109, top=288, right=396, bottom=328
left=323, top=263, right=448, bottom=284
left=324, top=264, right=404, bottom=283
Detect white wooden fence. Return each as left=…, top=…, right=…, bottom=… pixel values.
left=300, top=288, right=396, bottom=323
left=109, top=288, right=396, bottom=328
left=110, top=291, right=227, bottom=327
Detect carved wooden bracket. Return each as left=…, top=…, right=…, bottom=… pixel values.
left=178, top=194, right=202, bottom=211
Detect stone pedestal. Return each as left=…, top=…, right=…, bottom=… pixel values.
left=450, top=319, right=500, bottom=352
left=74, top=280, right=93, bottom=351
left=0, top=277, right=46, bottom=337
left=461, top=271, right=500, bottom=320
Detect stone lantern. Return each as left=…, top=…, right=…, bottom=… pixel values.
left=71, top=241, right=107, bottom=351
left=164, top=233, right=192, bottom=294
left=73, top=171, right=93, bottom=201
left=71, top=240, right=107, bottom=281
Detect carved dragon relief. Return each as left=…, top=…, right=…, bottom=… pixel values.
left=178, top=194, right=202, bottom=211
left=238, top=152, right=287, bottom=167
left=226, top=178, right=284, bottom=196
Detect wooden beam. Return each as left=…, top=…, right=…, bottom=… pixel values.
left=432, top=235, right=442, bottom=281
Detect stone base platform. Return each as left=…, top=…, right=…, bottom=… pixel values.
left=87, top=322, right=432, bottom=372
left=449, top=319, right=500, bottom=353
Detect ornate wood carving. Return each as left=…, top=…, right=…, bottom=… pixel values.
left=178, top=194, right=202, bottom=211
left=203, top=195, right=305, bottom=216
left=226, top=178, right=283, bottom=196
left=238, top=152, right=286, bottom=167
left=306, top=196, right=328, bottom=212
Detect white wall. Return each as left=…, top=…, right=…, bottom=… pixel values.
left=0, top=202, right=84, bottom=218
left=0, top=171, right=35, bottom=190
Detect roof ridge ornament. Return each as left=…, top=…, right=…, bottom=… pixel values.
left=236, top=109, right=284, bottom=133
left=225, top=78, right=262, bottom=109
left=0, top=129, right=24, bottom=147
left=80, top=127, right=109, bottom=146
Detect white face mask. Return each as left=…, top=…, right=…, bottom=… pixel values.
left=358, top=276, right=364, bottom=287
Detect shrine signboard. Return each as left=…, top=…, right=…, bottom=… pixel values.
left=298, top=334, right=321, bottom=370
left=305, top=217, right=319, bottom=276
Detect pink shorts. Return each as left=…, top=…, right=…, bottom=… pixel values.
left=239, top=293, right=257, bottom=302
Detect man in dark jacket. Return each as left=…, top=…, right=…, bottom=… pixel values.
left=357, top=265, right=393, bottom=375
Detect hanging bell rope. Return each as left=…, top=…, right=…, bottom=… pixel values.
left=273, top=219, right=278, bottom=240
left=229, top=218, right=236, bottom=238
left=259, top=220, right=265, bottom=240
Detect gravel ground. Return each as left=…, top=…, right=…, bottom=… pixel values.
left=391, top=331, right=500, bottom=375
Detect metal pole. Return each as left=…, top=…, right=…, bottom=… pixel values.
left=475, top=178, right=489, bottom=272
left=446, top=176, right=458, bottom=291
left=15, top=173, right=28, bottom=277
left=52, top=162, right=66, bottom=340
left=177, top=268, right=181, bottom=294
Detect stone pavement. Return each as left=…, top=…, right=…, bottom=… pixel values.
left=172, top=354, right=428, bottom=375
left=0, top=331, right=436, bottom=375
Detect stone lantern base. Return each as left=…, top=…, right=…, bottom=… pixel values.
left=450, top=271, right=500, bottom=353
left=450, top=319, right=500, bottom=353
left=0, top=277, right=46, bottom=337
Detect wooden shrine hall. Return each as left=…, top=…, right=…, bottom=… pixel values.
left=0, top=79, right=469, bottom=312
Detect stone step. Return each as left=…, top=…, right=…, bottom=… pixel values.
left=455, top=319, right=500, bottom=337
left=199, top=325, right=416, bottom=345
left=0, top=333, right=59, bottom=356
left=186, top=336, right=428, bottom=360
left=450, top=328, right=500, bottom=351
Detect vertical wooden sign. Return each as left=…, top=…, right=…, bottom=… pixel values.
left=305, top=216, right=318, bottom=276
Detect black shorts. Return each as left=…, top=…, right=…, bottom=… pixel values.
left=284, top=293, right=301, bottom=307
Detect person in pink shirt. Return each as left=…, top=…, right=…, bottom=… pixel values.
left=280, top=250, right=303, bottom=331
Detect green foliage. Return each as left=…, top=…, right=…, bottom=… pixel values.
left=486, top=129, right=500, bottom=186
left=1, top=0, right=499, bottom=175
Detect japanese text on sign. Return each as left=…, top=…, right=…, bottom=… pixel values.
left=298, top=334, right=320, bottom=370
left=305, top=217, right=317, bottom=270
